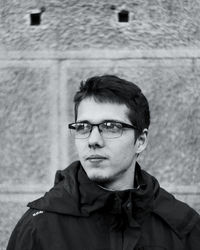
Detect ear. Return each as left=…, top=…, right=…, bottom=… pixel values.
left=135, top=128, right=148, bottom=154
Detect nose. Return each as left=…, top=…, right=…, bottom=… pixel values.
left=88, top=126, right=105, bottom=148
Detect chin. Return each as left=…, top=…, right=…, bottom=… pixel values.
left=86, top=170, right=113, bottom=185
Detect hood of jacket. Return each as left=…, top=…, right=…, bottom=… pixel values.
left=28, top=161, right=199, bottom=238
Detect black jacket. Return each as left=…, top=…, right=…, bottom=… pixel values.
left=7, top=161, right=200, bottom=250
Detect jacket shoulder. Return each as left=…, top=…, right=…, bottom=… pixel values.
left=7, top=208, right=43, bottom=250
left=153, top=187, right=200, bottom=238
left=184, top=217, right=200, bottom=249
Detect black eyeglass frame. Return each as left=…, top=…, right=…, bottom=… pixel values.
left=68, top=120, right=138, bottom=139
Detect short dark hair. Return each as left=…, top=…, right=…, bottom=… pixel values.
left=73, top=75, right=150, bottom=138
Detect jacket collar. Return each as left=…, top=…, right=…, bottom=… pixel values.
left=76, top=161, right=156, bottom=219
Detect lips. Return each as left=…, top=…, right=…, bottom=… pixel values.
left=86, top=155, right=108, bottom=160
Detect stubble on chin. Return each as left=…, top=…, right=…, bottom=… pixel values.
left=86, top=171, right=113, bottom=186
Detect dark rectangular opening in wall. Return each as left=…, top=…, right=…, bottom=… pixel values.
left=30, top=13, right=41, bottom=25
left=118, top=10, right=129, bottom=22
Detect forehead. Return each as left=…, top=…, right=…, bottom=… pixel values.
left=76, top=98, right=130, bottom=123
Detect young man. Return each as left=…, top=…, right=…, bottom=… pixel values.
left=7, top=75, right=200, bottom=250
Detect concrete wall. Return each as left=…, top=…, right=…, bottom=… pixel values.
left=0, top=1, right=200, bottom=249
left=1, top=0, right=200, bottom=50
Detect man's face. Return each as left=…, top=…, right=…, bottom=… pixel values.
left=75, top=98, right=141, bottom=188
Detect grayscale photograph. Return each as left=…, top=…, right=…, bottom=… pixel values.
left=0, top=1, right=200, bottom=249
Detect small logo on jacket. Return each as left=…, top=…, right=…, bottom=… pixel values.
left=32, top=211, right=44, bottom=217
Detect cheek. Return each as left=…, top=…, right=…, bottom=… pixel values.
left=75, top=141, right=86, bottom=156
left=110, top=137, right=135, bottom=161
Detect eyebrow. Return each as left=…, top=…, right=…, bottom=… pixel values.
left=76, top=119, right=130, bottom=124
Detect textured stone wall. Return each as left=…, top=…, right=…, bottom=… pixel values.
left=0, top=59, right=60, bottom=249
left=1, top=0, right=200, bottom=50
left=0, top=0, right=200, bottom=249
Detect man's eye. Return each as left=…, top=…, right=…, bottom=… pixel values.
left=106, top=122, right=115, bottom=129
left=103, top=122, right=121, bottom=130
left=76, top=123, right=89, bottom=132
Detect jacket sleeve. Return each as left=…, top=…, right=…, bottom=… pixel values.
left=185, top=217, right=200, bottom=250
left=6, top=209, right=40, bottom=250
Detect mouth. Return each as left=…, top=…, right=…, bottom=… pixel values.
left=86, top=155, right=108, bottom=162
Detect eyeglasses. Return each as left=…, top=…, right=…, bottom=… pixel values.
left=68, top=120, right=138, bottom=139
